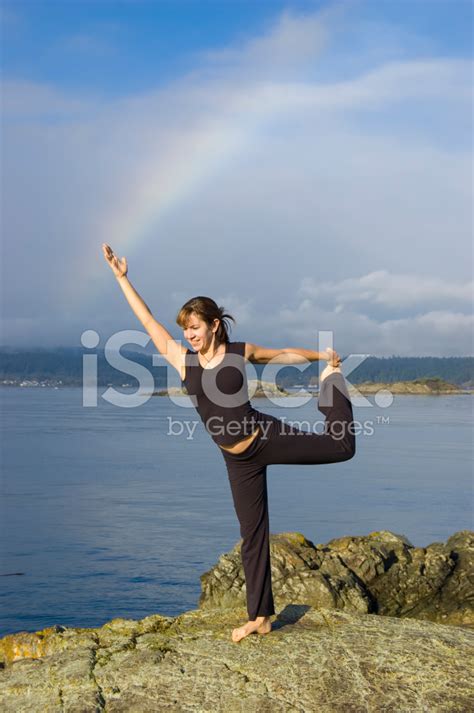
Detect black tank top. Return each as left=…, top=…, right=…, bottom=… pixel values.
left=181, top=341, right=261, bottom=446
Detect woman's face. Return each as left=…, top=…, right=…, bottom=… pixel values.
left=183, top=312, right=218, bottom=351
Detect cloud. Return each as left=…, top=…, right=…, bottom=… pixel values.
left=264, top=287, right=474, bottom=357
left=1, top=79, right=99, bottom=119
left=299, top=271, right=473, bottom=310
left=1, top=4, right=472, bottom=355
left=200, top=7, right=331, bottom=80
left=234, top=270, right=473, bottom=357
left=214, top=294, right=256, bottom=327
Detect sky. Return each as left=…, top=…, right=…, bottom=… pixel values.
left=1, top=0, right=473, bottom=356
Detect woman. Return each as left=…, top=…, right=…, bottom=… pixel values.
left=102, top=243, right=356, bottom=643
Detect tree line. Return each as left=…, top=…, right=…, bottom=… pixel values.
left=0, top=348, right=472, bottom=388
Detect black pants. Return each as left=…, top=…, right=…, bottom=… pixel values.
left=220, top=372, right=356, bottom=620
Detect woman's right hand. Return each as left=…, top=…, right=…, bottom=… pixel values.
left=102, top=243, right=128, bottom=279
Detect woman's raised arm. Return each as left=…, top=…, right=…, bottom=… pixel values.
left=102, top=243, right=186, bottom=376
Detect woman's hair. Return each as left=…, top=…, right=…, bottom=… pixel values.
left=176, top=296, right=235, bottom=344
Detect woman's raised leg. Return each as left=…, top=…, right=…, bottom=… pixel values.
left=258, top=368, right=356, bottom=466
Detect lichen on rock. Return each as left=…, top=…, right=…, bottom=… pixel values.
left=1, top=607, right=473, bottom=711
left=1, top=530, right=473, bottom=711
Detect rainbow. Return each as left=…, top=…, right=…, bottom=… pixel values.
left=72, top=115, right=254, bottom=315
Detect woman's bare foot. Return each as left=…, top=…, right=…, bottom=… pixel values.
left=231, top=615, right=272, bottom=643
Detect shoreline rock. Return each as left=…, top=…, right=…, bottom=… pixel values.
left=2, top=378, right=470, bottom=395
left=151, top=377, right=469, bottom=397
left=350, top=378, right=467, bottom=395
left=200, top=530, right=474, bottom=629
left=1, top=530, right=473, bottom=710
left=1, top=607, right=472, bottom=711
left=152, top=380, right=294, bottom=398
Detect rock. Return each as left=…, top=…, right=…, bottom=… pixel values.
left=1, top=531, right=473, bottom=710
left=200, top=530, right=474, bottom=628
left=152, top=379, right=469, bottom=398
left=248, top=380, right=291, bottom=397
left=350, top=379, right=465, bottom=394
left=1, top=607, right=473, bottom=711
left=152, top=381, right=293, bottom=398
left=151, top=387, right=188, bottom=396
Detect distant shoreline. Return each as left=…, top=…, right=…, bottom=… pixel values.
left=2, top=377, right=471, bottom=395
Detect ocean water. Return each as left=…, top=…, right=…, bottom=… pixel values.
left=0, top=387, right=472, bottom=637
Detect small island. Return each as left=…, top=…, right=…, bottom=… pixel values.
left=152, top=377, right=469, bottom=397
left=350, top=377, right=467, bottom=395
left=152, top=380, right=294, bottom=398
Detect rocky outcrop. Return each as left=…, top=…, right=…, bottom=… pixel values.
left=153, top=380, right=292, bottom=398
left=1, top=531, right=472, bottom=711
left=1, top=607, right=473, bottom=711
left=350, top=378, right=465, bottom=394
left=200, top=530, right=474, bottom=628
left=156, top=378, right=467, bottom=398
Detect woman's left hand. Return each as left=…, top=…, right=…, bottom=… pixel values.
left=325, top=348, right=342, bottom=367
